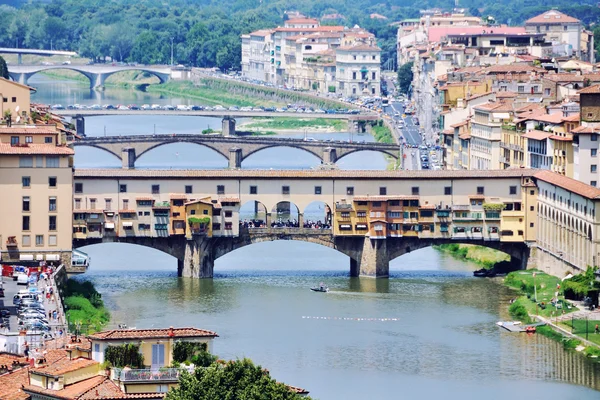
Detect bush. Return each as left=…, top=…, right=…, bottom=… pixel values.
left=508, top=299, right=531, bottom=323
left=105, top=344, right=144, bottom=368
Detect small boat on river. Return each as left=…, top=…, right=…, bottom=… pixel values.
left=310, top=286, right=329, bottom=293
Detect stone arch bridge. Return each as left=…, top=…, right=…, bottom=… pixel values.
left=73, top=229, right=531, bottom=279
left=72, top=134, right=401, bottom=168
left=8, top=64, right=171, bottom=89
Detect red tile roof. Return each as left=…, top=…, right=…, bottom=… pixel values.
left=337, top=45, right=381, bottom=51
left=483, top=64, right=545, bottom=74
left=578, top=84, right=600, bottom=94
left=534, top=170, right=600, bottom=199
left=0, top=367, right=30, bottom=400
left=571, top=125, right=597, bottom=134
left=0, top=127, right=59, bottom=134
left=135, top=197, right=154, bottom=201
left=87, top=327, right=218, bottom=340
left=219, top=197, right=241, bottom=203
left=427, top=26, right=527, bottom=43
left=526, top=10, right=580, bottom=24
left=451, top=120, right=469, bottom=128
left=169, top=194, right=188, bottom=200
left=31, top=357, right=98, bottom=378
left=353, top=195, right=419, bottom=201
left=522, top=130, right=552, bottom=140
left=550, top=135, right=573, bottom=142
left=286, top=18, right=319, bottom=25
left=0, top=143, right=74, bottom=155
left=496, top=91, right=518, bottom=98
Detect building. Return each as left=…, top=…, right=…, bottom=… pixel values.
left=335, top=43, right=381, bottom=97
left=0, top=78, right=34, bottom=125
left=0, top=125, right=74, bottom=266
left=525, top=10, right=592, bottom=62
left=470, top=102, right=514, bottom=170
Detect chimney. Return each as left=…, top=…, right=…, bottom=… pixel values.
left=168, top=327, right=175, bottom=337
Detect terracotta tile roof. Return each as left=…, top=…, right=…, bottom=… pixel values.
left=78, top=378, right=125, bottom=399
left=459, top=133, right=471, bottom=140
left=419, top=204, right=436, bottom=209
left=286, top=18, right=319, bottom=24
left=534, top=170, right=600, bottom=199
left=31, top=357, right=98, bottom=378
left=578, top=84, right=600, bottom=94
left=496, top=91, right=518, bottom=98
left=135, top=196, right=154, bottom=201
left=550, top=135, right=573, bottom=142
left=87, top=327, right=218, bottom=341
left=571, top=125, right=598, bottom=134
left=442, top=129, right=454, bottom=135
left=184, top=198, right=212, bottom=206
left=337, top=45, right=381, bottom=51
left=169, top=194, right=188, bottom=200
left=483, top=64, right=545, bottom=74
left=0, top=143, right=74, bottom=155
left=522, top=130, right=552, bottom=140
left=427, top=26, right=527, bottom=43
left=0, top=367, right=30, bottom=400
left=544, top=73, right=600, bottom=83
left=526, top=10, right=580, bottom=24
left=562, top=113, right=580, bottom=122
left=74, top=168, right=537, bottom=180
left=219, top=197, right=241, bottom=203
left=353, top=195, right=419, bottom=201
left=0, top=127, right=59, bottom=134
left=467, top=91, right=493, bottom=101
left=287, top=385, right=309, bottom=395
left=274, top=26, right=344, bottom=32
left=44, top=337, right=92, bottom=352
left=248, top=29, right=273, bottom=37
left=468, top=195, right=486, bottom=199
left=473, top=102, right=513, bottom=112
left=518, top=112, right=565, bottom=124
left=118, top=209, right=137, bottom=214
left=0, top=353, right=27, bottom=366
left=24, top=375, right=107, bottom=400
left=451, top=120, right=469, bottom=128
left=515, top=103, right=545, bottom=114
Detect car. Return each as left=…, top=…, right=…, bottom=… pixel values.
left=190, top=105, right=203, bottom=111
left=264, top=107, right=276, bottom=112
left=213, top=105, right=226, bottom=111
left=23, top=322, right=51, bottom=332
left=62, top=60, right=71, bottom=65
left=176, top=105, right=189, bottom=111
left=151, top=104, right=162, bottom=110
left=104, top=104, right=116, bottom=110
left=141, top=104, right=151, bottom=110
left=51, top=104, right=65, bottom=110
left=163, top=105, right=175, bottom=110
left=17, top=274, right=29, bottom=285
left=0, top=309, right=10, bottom=318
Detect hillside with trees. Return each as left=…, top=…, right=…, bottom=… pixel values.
left=0, top=0, right=599, bottom=71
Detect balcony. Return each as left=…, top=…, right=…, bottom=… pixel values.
left=435, top=209, right=451, bottom=217
left=451, top=205, right=471, bottom=211
left=6, top=236, right=18, bottom=247
left=113, top=368, right=181, bottom=383
left=485, top=212, right=501, bottom=220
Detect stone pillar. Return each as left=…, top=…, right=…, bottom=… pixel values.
left=75, top=116, right=85, bottom=137
left=266, top=212, right=272, bottom=227
left=121, top=147, right=136, bottom=169
left=352, top=121, right=360, bottom=133
left=17, top=73, right=27, bottom=85
left=17, top=54, right=22, bottom=65
left=177, top=259, right=184, bottom=277
left=182, top=237, right=215, bottom=279
left=222, top=117, right=236, bottom=136
left=323, top=147, right=337, bottom=164
left=350, top=258, right=361, bottom=277
left=298, top=213, right=304, bottom=228
left=92, top=73, right=106, bottom=89
left=228, top=147, right=242, bottom=169
left=359, top=238, right=389, bottom=278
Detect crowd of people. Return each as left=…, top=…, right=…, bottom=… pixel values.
left=239, top=219, right=331, bottom=229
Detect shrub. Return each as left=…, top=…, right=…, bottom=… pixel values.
left=508, top=299, right=531, bottom=323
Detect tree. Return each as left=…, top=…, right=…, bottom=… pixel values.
left=0, top=55, right=8, bottom=79
left=397, top=61, right=413, bottom=95
left=165, top=358, right=311, bottom=400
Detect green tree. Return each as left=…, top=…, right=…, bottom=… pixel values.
left=165, top=358, right=311, bottom=400
left=0, top=55, right=8, bottom=79
left=397, top=61, right=413, bottom=95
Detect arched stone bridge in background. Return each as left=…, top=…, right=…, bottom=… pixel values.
left=72, top=134, right=401, bottom=168
left=73, top=228, right=531, bottom=279
left=8, top=64, right=171, bottom=88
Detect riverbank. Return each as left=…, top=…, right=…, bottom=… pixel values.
left=435, top=243, right=509, bottom=268
left=503, top=269, right=600, bottom=359
left=63, top=278, right=110, bottom=334
left=39, top=69, right=159, bottom=88
left=239, top=117, right=347, bottom=132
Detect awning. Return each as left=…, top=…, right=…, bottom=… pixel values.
left=20, top=254, right=34, bottom=261
left=122, top=222, right=134, bottom=227
left=104, top=222, right=115, bottom=229
left=46, top=254, right=60, bottom=261
left=356, top=224, right=368, bottom=229
left=340, top=224, right=351, bottom=228
left=36, top=254, right=44, bottom=261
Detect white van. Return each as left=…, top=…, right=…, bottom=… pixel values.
left=17, top=274, right=29, bottom=285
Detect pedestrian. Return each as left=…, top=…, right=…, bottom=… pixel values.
left=48, top=310, right=52, bottom=319
left=595, top=324, right=599, bottom=334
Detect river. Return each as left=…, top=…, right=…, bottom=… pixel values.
left=30, top=75, right=600, bottom=398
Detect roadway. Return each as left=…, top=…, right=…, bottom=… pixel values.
left=52, top=109, right=376, bottom=119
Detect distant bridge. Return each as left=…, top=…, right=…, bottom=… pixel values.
left=0, top=48, right=77, bottom=64
left=8, top=64, right=171, bottom=88
left=73, top=133, right=401, bottom=168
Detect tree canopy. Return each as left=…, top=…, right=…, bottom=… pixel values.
left=0, top=56, right=8, bottom=79
left=397, top=62, right=413, bottom=95
left=165, top=358, right=311, bottom=400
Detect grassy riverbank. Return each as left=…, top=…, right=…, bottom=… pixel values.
left=504, top=270, right=600, bottom=358
left=435, top=244, right=509, bottom=268
left=371, top=123, right=393, bottom=144
left=243, top=117, right=347, bottom=131
left=39, top=69, right=159, bottom=88
left=63, top=279, right=110, bottom=334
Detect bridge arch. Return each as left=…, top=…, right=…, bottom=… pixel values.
left=271, top=201, right=300, bottom=226
left=136, top=141, right=230, bottom=162
left=303, top=200, right=332, bottom=227
left=239, top=200, right=269, bottom=227
left=241, top=144, right=323, bottom=164
left=102, top=68, right=168, bottom=85
left=23, top=67, right=97, bottom=87
left=72, top=143, right=123, bottom=162
left=336, top=148, right=399, bottom=161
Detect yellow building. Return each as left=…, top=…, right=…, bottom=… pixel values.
left=185, top=198, right=214, bottom=238
left=0, top=77, right=34, bottom=124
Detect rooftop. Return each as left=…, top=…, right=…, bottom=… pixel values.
left=74, top=169, right=536, bottom=180
left=0, top=126, right=59, bottom=134
left=522, top=130, right=552, bottom=140
left=87, top=327, right=219, bottom=341
left=525, top=10, right=580, bottom=25
left=0, top=143, right=74, bottom=155
left=31, top=357, right=98, bottom=378
left=578, top=84, right=600, bottom=94
left=0, top=367, right=29, bottom=400
left=427, top=26, right=528, bottom=43
left=534, top=170, right=600, bottom=199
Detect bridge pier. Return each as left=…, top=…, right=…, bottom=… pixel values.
left=222, top=117, right=236, bottom=136
left=92, top=73, right=107, bottom=89
left=228, top=147, right=242, bottom=169
left=74, top=116, right=85, bottom=137
left=182, top=236, right=215, bottom=279
left=323, top=147, right=337, bottom=164
left=17, top=54, right=22, bottom=65
left=122, top=147, right=136, bottom=169
left=358, top=238, right=389, bottom=278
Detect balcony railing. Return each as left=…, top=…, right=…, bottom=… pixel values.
left=113, top=368, right=181, bottom=382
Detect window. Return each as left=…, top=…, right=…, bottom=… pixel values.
left=217, top=185, right=225, bottom=195
left=374, top=224, right=383, bottom=231
left=49, top=235, right=57, bottom=246
left=444, top=186, right=452, bottom=195
left=22, top=196, right=30, bottom=212
left=357, top=211, right=366, bottom=217
left=22, top=215, right=30, bottom=231
left=36, top=235, right=44, bottom=246
left=592, top=134, right=598, bottom=142
left=185, top=185, right=193, bottom=194
left=282, top=185, right=290, bottom=195
left=74, top=199, right=81, bottom=210
left=509, top=186, right=517, bottom=195
left=411, top=186, right=419, bottom=195
left=341, top=212, right=350, bottom=218
left=225, top=222, right=233, bottom=230
left=11, top=97, right=16, bottom=102
left=152, top=185, right=160, bottom=194
left=45, top=136, right=53, bottom=144
left=477, top=186, right=484, bottom=195
left=518, top=86, right=524, bottom=93
left=119, top=184, right=127, bottom=193
left=250, top=186, right=258, bottom=194
left=514, top=202, right=522, bottom=211
left=46, top=156, right=59, bottom=167
left=346, top=186, right=354, bottom=195
left=49, top=177, right=57, bottom=187
left=25, top=136, right=33, bottom=143
left=518, top=230, right=524, bottom=236
left=105, top=199, right=112, bottom=210
left=530, top=190, right=535, bottom=196
left=22, top=235, right=30, bottom=247
left=20, top=156, right=33, bottom=167
left=372, top=72, right=376, bottom=80
left=122, top=199, right=129, bottom=209
left=11, top=136, right=19, bottom=145
left=592, top=181, right=598, bottom=187
left=530, top=206, right=534, bottom=211
left=372, top=55, right=376, bottom=60
left=74, top=183, right=83, bottom=193
left=49, top=197, right=57, bottom=211
left=372, top=201, right=382, bottom=208
left=35, top=155, right=43, bottom=167
left=530, top=222, right=534, bottom=228
left=592, top=165, right=597, bottom=173
left=353, top=55, right=357, bottom=60
left=21, top=177, right=31, bottom=189
left=224, top=210, right=233, bottom=218
left=315, top=186, right=322, bottom=195
left=379, top=187, right=387, bottom=195
left=49, top=216, right=57, bottom=231
left=593, top=149, right=598, bottom=157
left=352, top=72, right=357, bottom=79
left=138, top=211, right=143, bottom=216
left=90, top=198, right=97, bottom=209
